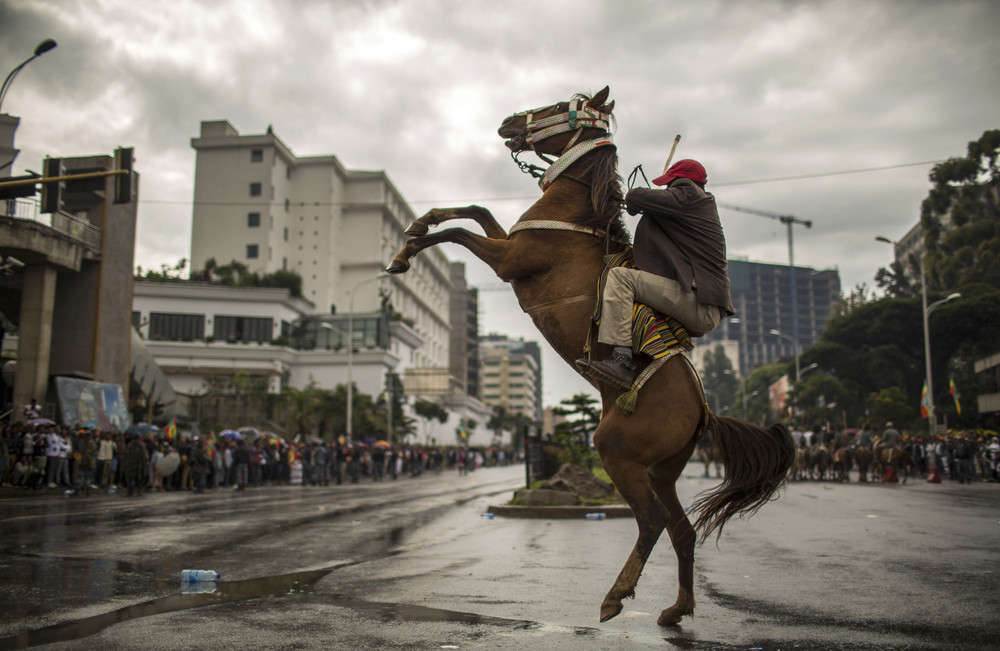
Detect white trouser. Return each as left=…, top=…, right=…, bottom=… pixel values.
left=598, top=266, right=721, bottom=346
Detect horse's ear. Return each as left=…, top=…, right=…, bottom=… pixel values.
left=588, top=86, right=610, bottom=109
left=603, top=99, right=615, bottom=114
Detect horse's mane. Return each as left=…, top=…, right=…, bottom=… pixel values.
left=569, top=93, right=629, bottom=246
left=587, top=146, right=630, bottom=245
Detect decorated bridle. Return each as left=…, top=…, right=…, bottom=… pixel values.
left=509, top=95, right=616, bottom=191
left=506, top=95, right=629, bottom=315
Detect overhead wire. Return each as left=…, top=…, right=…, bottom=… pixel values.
left=134, top=158, right=948, bottom=208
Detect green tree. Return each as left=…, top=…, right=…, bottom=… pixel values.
left=701, top=344, right=738, bottom=413
left=865, top=387, right=915, bottom=431
left=922, top=129, right=1000, bottom=292
left=551, top=393, right=601, bottom=467
left=413, top=398, right=449, bottom=445
left=740, top=363, right=788, bottom=425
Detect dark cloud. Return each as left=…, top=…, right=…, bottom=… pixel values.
left=2, top=0, right=997, bottom=405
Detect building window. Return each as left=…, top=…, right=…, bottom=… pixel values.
left=247, top=244, right=259, bottom=258
left=249, top=182, right=262, bottom=196
left=214, top=315, right=273, bottom=343
left=149, top=313, right=205, bottom=341
left=247, top=212, right=261, bottom=227
left=250, top=149, right=263, bottom=162
left=284, top=198, right=290, bottom=212
left=283, top=227, right=288, bottom=241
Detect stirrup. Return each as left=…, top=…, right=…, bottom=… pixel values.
left=575, top=357, right=632, bottom=391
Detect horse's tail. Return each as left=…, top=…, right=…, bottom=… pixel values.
left=690, top=411, right=796, bottom=544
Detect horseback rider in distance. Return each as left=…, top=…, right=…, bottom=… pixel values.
left=577, top=159, right=736, bottom=390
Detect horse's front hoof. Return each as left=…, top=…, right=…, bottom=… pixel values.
left=385, top=260, right=410, bottom=274
left=599, top=599, right=623, bottom=623
left=404, top=221, right=429, bottom=236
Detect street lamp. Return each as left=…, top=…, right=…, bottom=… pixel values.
left=0, top=39, right=58, bottom=114
left=344, top=272, right=390, bottom=440
left=876, top=236, right=961, bottom=436
left=769, top=328, right=800, bottom=381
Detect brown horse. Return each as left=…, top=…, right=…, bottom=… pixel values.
left=874, top=446, right=910, bottom=484
left=809, top=445, right=831, bottom=480
left=832, top=446, right=853, bottom=482
left=792, top=447, right=811, bottom=481
left=386, top=86, right=794, bottom=626
left=698, top=442, right=723, bottom=479
left=853, top=446, right=873, bottom=482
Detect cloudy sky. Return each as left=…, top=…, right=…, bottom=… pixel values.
left=2, top=0, right=997, bottom=407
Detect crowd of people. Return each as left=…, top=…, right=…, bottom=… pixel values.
left=0, top=420, right=514, bottom=496
left=789, top=422, right=1000, bottom=483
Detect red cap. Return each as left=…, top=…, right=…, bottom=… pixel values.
left=652, top=159, right=707, bottom=186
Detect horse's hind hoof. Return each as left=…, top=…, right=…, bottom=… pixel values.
left=385, top=260, right=409, bottom=274
left=599, top=599, right=623, bottom=622
left=404, top=221, right=429, bottom=236
left=657, top=608, right=685, bottom=627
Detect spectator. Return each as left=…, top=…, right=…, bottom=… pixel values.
left=123, top=434, right=150, bottom=497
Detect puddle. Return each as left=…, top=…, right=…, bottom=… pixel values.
left=0, top=567, right=335, bottom=649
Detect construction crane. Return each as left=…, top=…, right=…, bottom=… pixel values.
left=717, top=202, right=813, bottom=381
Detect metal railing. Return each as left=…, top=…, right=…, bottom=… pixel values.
left=1, top=197, right=101, bottom=251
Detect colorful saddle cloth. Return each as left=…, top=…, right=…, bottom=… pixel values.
left=594, top=248, right=694, bottom=358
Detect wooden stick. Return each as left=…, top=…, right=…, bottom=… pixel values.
left=662, top=134, right=682, bottom=174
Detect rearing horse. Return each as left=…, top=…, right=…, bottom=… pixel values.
left=387, top=86, right=794, bottom=627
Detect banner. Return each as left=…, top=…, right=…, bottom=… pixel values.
left=949, top=377, right=961, bottom=416
left=920, top=380, right=930, bottom=419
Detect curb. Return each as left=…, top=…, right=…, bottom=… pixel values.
left=487, top=504, right=633, bottom=519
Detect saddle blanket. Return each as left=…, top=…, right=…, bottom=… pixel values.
left=594, top=248, right=694, bottom=359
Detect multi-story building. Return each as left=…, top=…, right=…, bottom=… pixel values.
left=449, top=262, right=480, bottom=398
left=479, top=334, right=542, bottom=422
left=188, top=120, right=452, bottom=374
left=702, top=259, right=841, bottom=377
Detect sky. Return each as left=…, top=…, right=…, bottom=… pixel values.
left=2, top=0, right=998, bottom=409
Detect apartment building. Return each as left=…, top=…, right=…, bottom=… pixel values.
left=188, top=120, right=451, bottom=373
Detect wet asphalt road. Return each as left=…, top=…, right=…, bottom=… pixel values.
left=0, top=463, right=997, bottom=650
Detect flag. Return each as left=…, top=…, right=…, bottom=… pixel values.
left=920, top=381, right=930, bottom=419
left=949, top=377, right=962, bottom=416
left=166, top=418, right=177, bottom=442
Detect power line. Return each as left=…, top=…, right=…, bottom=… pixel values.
left=134, top=158, right=947, bottom=208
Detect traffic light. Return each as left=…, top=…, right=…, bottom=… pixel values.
left=114, top=147, right=134, bottom=204
left=39, top=157, right=63, bottom=213
left=0, top=172, right=40, bottom=200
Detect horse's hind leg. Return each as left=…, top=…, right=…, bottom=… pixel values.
left=648, top=439, right=698, bottom=626
left=595, top=454, right=668, bottom=623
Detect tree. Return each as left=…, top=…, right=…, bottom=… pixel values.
left=701, top=344, right=738, bottom=413
left=413, top=399, right=448, bottom=445
left=865, top=387, right=915, bottom=432
left=922, top=129, right=1000, bottom=292
left=551, top=393, right=601, bottom=467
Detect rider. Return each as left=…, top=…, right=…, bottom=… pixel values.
left=877, top=422, right=901, bottom=454
left=577, top=159, right=735, bottom=389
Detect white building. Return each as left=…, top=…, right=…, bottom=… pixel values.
left=132, top=281, right=423, bottom=398
left=131, top=281, right=505, bottom=446
left=188, top=120, right=451, bottom=373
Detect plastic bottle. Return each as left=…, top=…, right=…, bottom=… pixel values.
left=181, top=569, right=220, bottom=582
left=480, top=513, right=495, bottom=519
left=584, top=513, right=605, bottom=521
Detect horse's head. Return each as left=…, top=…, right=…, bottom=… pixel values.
left=498, top=86, right=615, bottom=158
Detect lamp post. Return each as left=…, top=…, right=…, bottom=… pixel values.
left=876, top=236, right=960, bottom=436
left=769, top=328, right=800, bottom=381
left=0, top=39, right=57, bottom=114
left=344, top=273, right=389, bottom=441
